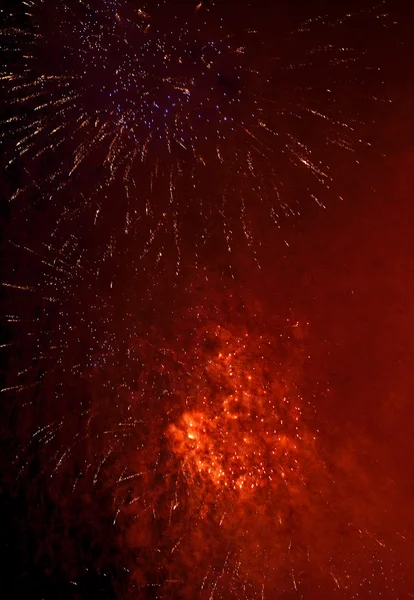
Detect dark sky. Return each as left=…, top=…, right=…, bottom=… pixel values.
left=1, top=1, right=414, bottom=599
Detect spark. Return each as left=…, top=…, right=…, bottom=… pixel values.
left=1, top=1, right=388, bottom=260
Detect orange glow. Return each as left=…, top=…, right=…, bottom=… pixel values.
left=167, top=326, right=312, bottom=499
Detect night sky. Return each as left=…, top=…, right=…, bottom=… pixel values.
left=1, top=1, right=414, bottom=599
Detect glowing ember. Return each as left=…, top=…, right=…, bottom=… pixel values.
left=168, top=329, right=310, bottom=496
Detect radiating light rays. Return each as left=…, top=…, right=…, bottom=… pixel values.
left=1, top=1, right=392, bottom=265
left=2, top=231, right=411, bottom=597
left=2, top=233, right=312, bottom=595
left=1, top=2, right=408, bottom=598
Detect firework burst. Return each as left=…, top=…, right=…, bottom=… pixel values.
left=2, top=240, right=409, bottom=599
left=2, top=0, right=391, bottom=262
left=0, top=3, right=409, bottom=599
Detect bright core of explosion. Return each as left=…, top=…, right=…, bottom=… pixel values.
left=167, top=330, right=312, bottom=499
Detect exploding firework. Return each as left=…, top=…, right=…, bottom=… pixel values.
left=0, top=3, right=410, bottom=599
left=2, top=239, right=410, bottom=599
left=1, top=0, right=391, bottom=261
left=2, top=250, right=309, bottom=596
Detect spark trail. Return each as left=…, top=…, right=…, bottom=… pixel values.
left=1, top=243, right=409, bottom=598
left=2, top=0, right=391, bottom=262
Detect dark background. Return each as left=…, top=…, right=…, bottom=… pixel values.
left=1, top=1, right=414, bottom=598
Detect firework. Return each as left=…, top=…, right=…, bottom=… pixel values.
left=2, top=0, right=391, bottom=261
left=0, top=3, right=409, bottom=599
left=2, top=240, right=409, bottom=599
